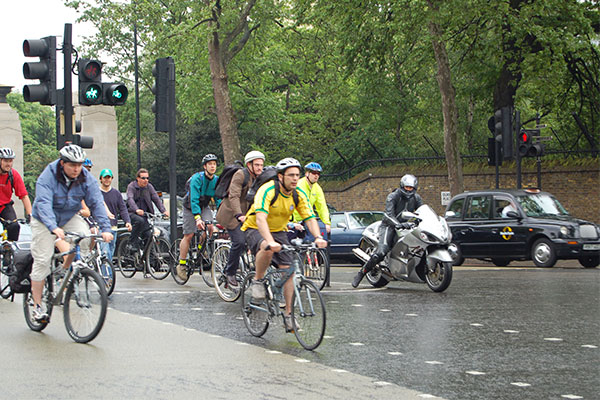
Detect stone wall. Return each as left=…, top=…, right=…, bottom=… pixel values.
left=322, top=166, right=600, bottom=223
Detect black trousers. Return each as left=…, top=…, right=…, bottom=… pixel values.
left=129, top=213, right=151, bottom=248
left=363, top=223, right=396, bottom=272
left=0, top=204, right=20, bottom=241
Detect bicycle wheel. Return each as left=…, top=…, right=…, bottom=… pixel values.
left=169, top=238, right=191, bottom=285
left=23, top=279, right=54, bottom=332
left=212, top=244, right=242, bottom=302
left=292, top=278, right=326, bottom=350
left=199, top=246, right=215, bottom=288
left=116, top=235, right=136, bottom=278
left=64, top=267, right=107, bottom=343
left=0, top=261, right=13, bottom=299
left=145, top=237, right=172, bottom=280
left=241, top=271, right=269, bottom=337
left=302, top=248, right=329, bottom=291
left=99, top=257, right=116, bottom=296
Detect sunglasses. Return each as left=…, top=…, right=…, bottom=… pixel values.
left=310, top=171, right=321, bottom=176
left=138, top=176, right=150, bottom=180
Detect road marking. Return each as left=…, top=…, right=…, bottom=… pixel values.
left=418, top=395, right=439, bottom=399
left=406, top=313, right=418, bottom=317
left=511, top=382, right=531, bottom=387
left=581, top=344, right=597, bottom=348
left=235, top=316, right=243, bottom=320
left=380, top=309, right=391, bottom=312
left=152, top=299, right=161, bottom=303
left=213, top=312, right=226, bottom=316
left=374, top=381, right=392, bottom=386
left=561, top=395, right=583, bottom=399
left=295, top=358, right=310, bottom=363
left=470, top=323, right=483, bottom=327
left=425, top=361, right=444, bottom=365
left=465, top=371, right=486, bottom=375
left=351, top=304, right=363, bottom=307
left=323, top=335, right=334, bottom=339
left=173, top=303, right=182, bottom=306
left=328, top=300, right=340, bottom=304
left=544, top=337, right=563, bottom=342
left=388, top=351, right=403, bottom=356
left=266, top=350, right=282, bottom=354
left=134, top=295, right=143, bottom=299
left=331, top=369, right=348, bottom=373
left=504, top=330, right=519, bottom=334
left=191, top=307, right=203, bottom=310
left=350, top=342, right=364, bottom=346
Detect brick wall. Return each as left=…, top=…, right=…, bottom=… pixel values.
left=322, top=166, right=600, bottom=223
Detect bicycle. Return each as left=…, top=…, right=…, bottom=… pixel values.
left=240, top=241, right=327, bottom=350
left=23, top=231, right=108, bottom=343
left=297, top=245, right=329, bottom=291
left=212, top=244, right=254, bottom=302
left=0, top=217, right=27, bottom=300
left=170, top=221, right=229, bottom=287
left=115, top=213, right=172, bottom=280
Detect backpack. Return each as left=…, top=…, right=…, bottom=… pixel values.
left=8, top=250, right=33, bottom=299
left=2, top=169, right=14, bottom=190
left=246, top=166, right=299, bottom=209
left=214, top=163, right=249, bottom=200
left=182, top=172, right=199, bottom=210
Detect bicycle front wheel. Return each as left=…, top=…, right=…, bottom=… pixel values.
left=241, top=271, right=269, bottom=337
left=64, top=267, right=107, bottom=343
left=145, top=237, right=172, bottom=280
left=292, top=278, right=326, bottom=350
left=200, top=249, right=215, bottom=287
left=212, top=244, right=242, bottom=302
left=302, top=248, right=329, bottom=291
left=116, top=235, right=137, bottom=278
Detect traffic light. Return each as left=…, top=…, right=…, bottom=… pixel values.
left=519, top=129, right=545, bottom=157
left=78, top=59, right=103, bottom=105
left=102, top=83, right=128, bottom=105
left=487, top=137, right=502, bottom=166
left=152, top=57, right=175, bottom=132
left=494, top=106, right=513, bottom=160
left=22, top=36, right=57, bottom=105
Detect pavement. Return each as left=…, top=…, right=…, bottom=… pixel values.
left=0, top=298, right=438, bottom=400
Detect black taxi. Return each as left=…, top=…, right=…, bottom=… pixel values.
left=444, top=189, right=600, bottom=268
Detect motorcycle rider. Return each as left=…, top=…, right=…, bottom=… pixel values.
left=352, top=174, right=423, bottom=288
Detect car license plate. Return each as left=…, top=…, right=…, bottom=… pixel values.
left=583, top=244, right=600, bottom=251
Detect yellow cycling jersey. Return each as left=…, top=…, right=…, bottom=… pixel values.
left=292, top=177, right=330, bottom=225
left=241, top=180, right=315, bottom=232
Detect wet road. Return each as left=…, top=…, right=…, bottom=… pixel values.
left=106, top=261, right=599, bottom=400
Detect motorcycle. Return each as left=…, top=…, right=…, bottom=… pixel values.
left=352, top=204, right=456, bottom=292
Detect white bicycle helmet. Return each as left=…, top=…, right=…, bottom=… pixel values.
left=244, top=150, right=265, bottom=165
left=0, top=148, right=16, bottom=159
left=276, top=157, right=301, bottom=173
left=59, top=144, right=86, bottom=163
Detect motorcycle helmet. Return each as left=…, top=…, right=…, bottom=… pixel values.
left=304, top=162, right=323, bottom=173
left=202, top=153, right=218, bottom=166
left=244, top=150, right=265, bottom=165
left=59, top=144, right=86, bottom=163
left=276, top=157, right=301, bottom=173
left=0, top=148, right=16, bottom=159
left=400, top=174, right=418, bottom=197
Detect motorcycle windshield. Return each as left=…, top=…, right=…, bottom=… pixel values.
left=415, top=205, right=449, bottom=242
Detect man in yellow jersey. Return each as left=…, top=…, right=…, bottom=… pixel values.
left=291, top=162, right=331, bottom=241
left=241, top=158, right=327, bottom=332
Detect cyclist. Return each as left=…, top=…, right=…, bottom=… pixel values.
left=241, top=157, right=327, bottom=331
left=351, top=174, right=423, bottom=288
left=215, top=150, right=265, bottom=286
left=30, top=145, right=113, bottom=321
left=126, top=168, right=169, bottom=252
left=0, top=147, right=32, bottom=242
left=83, top=158, right=93, bottom=172
left=291, top=162, right=331, bottom=241
left=176, top=154, right=221, bottom=280
left=99, top=168, right=132, bottom=261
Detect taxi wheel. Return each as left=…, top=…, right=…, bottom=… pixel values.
left=578, top=256, right=599, bottom=269
left=531, top=238, right=556, bottom=268
left=450, top=244, right=464, bottom=266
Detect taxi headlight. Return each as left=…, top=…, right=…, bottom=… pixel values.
left=559, top=226, right=569, bottom=237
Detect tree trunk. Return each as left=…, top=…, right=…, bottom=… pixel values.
left=428, top=19, right=464, bottom=196
left=208, top=34, right=241, bottom=164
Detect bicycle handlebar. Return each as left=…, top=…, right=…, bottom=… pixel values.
left=0, top=217, right=28, bottom=225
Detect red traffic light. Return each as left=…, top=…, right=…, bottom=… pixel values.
left=82, top=60, right=102, bottom=80
left=520, top=132, right=530, bottom=143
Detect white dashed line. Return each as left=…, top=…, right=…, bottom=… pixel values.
left=152, top=299, right=161, bottom=303
left=331, top=369, right=348, bottom=373
left=266, top=350, right=282, bottom=354
left=425, top=361, right=444, bottom=365
left=235, top=342, right=249, bottom=346
left=191, top=307, right=203, bottom=310
left=470, top=323, right=483, bottom=327
left=511, top=382, right=531, bottom=387
left=504, top=330, right=519, bottom=334
left=581, top=344, right=597, bottom=348
left=561, top=395, right=583, bottom=399
left=295, top=359, right=310, bottom=363
left=466, top=371, right=486, bottom=375
left=374, top=381, right=392, bottom=386
left=349, top=342, right=364, bottom=346
left=351, top=304, right=363, bottom=307
left=235, top=316, right=243, bottom=320
left=134, top=295, right=143, bottom=299
left=173, top=303, right=182, bottom=306
left=388, top=351, right=403, bottom=356
left=323, top=335, right=334, bottom=339
left=405, top=313, right=418, bottom=317
left=544, top=337, right=564, bottom=342
left=418, top=395, right=439, bottom=399
left=213, top=312, right=226, bottom=316
left=379, top=309, right=391, bottom=312
left=328, top=300, right=340, bottom=304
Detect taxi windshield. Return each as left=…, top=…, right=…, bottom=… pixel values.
left=515, top=194, right=569, bottom=218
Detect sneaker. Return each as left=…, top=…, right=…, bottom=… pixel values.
left=351, top=269, right=366, bottom=288
left=176, top=264, right=188, bottom=280
left=226, top=273, right=238, bottom=287
left=250, top=279, right=266, bottom=304
left=284, top=314, right=300, bottom=333
left=32, top=304, right=48, bottom=323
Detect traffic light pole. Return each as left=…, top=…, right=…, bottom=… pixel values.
left=166, top=60, right=177, bottom=244
left=63, top=24, right=73, bottom=144
left=515, top=110, right=522, bottom=189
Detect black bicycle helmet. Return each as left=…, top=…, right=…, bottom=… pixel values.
left=202, top=153, right=218, bottom=166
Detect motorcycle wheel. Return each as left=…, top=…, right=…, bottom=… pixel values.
left=425, top=261, right=453, bottom=292
left=359, top=239, right=389, bottom=288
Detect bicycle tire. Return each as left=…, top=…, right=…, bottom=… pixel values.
left=200, top=246, right=215, bottom=287
left=116, top=235, right=137, bottom=278
left=170, top=238, right=191, bottom=285
left=212, top=244, right=242, bottom=302
left=64, top=267, right=107, bottom=343
left=0, top=261, right=13, bottom=299
left=23, top=279, right=53, bottom=332
left=146, top=237, right=172, bottom=280
left=292, top=278, right=326, bottom=350
left=302, top=248, right=329, bottom=291
left=241, top=271, right=269, bottom=337
left=99, top=257, right=116, bottom=296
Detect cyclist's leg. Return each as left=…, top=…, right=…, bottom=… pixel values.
left=245, top=229, right=272, bottom=302
left=129, top=214, right=146, bottom=250
left=224, top=225, right=244, bottom=277
left=63, top=215, right=92, bottom=255
left=271, top=231, right=295, bottom=315
left=30, top=218, right=55, bottom=310
left=0, top=204, right=20, bottom=241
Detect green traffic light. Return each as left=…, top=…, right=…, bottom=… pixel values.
left=112, top=89, right=123, bottom=99
left=86, top=86, right=100, bottom=100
